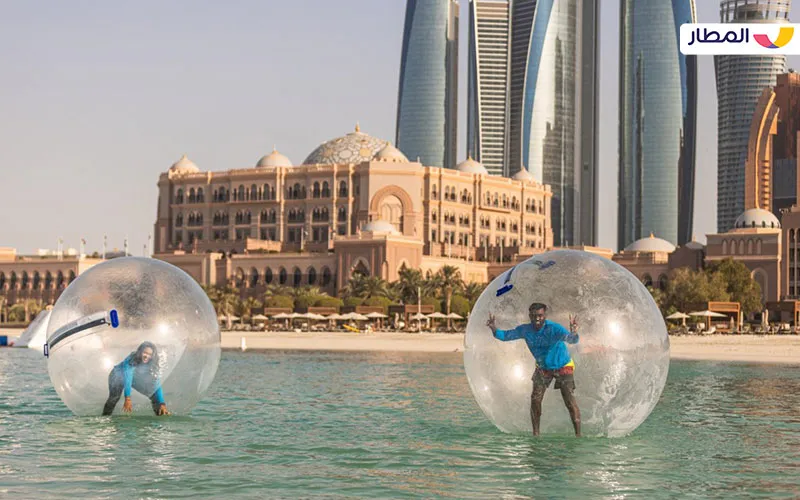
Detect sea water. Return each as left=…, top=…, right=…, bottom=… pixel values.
left=1, top=349, right=799, bottom=498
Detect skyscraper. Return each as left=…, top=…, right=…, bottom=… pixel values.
left=505, top=0, right=598, bottom=247
left=467, top=0, right=510, bottom=177
left=618, top=0, right=697, bottom=250
left=716, top=0, right=790, bottom=232
left=397, top=0, right=459, bottom=169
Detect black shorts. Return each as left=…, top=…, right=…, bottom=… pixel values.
left=533, top=367, right=576, bottom=392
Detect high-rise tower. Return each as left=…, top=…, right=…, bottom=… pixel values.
left=618, top=0, right=697, bottom=250
left=467, top=0, right=510, bottom=177
left=397, top=0, right=459, bottom=169
left=716, top=0, right=790, bottom=232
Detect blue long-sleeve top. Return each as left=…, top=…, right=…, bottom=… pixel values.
left=116, top=354, right=165, bottom=405
left=494, top=319, right=579, bottom=370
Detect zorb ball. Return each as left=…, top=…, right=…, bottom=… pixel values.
left=45, top=257, right=220, bottom=416
left=464, top=250, right=669, bottom=437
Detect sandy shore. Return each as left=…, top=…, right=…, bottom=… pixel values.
left=4, top=327, right=800, bottom=364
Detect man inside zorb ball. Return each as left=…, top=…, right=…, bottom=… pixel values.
left=487, top=302, right=581, bottom=437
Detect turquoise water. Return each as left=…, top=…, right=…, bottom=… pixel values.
left=2, top=349, right=800, bottom=499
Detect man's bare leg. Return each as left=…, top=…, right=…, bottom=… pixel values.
left=560, top=384, right=581, bottom=437
left=530, top=381, right=546, bottom=436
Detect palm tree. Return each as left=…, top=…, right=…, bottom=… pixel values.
left=393, top=265, right=424, bottom=304
left=237, top=296, right=263, bottom=324
left=463, top=282, right=486, bottom=308
left=23, top=298, right=43, bottom=324
left=437, top=265, right=463, bottom=329
left=341, top=274, right=392, bottom=300
left=217, top=286, right=239, bottom=330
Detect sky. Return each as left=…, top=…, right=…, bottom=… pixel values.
left=0, top=0, right=798, bottom=255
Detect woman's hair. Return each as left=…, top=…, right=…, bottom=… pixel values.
left=132, top=341, right=159, bottom=368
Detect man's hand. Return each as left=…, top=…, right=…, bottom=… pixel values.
left=156, top=404, right=171, bottom=416
left=569, top=314, right=578, bottom=333
left=486, top=313, right=497, bottom=333
left=123, top=397, right=133, bottom=413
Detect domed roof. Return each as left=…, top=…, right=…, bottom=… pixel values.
left=303, top=124, right=388, bottom=165
left=257, top=148, right=292, bottom=168
left=456, top=156, right=489, bottom=175
left=624, top=233, right=677, bottom=253
left=684, top=238, right=705, bottom=250
left=361, top=220, right=399, bottom=234
left=733, top=208, right=781, bottom=229
left=170, top=155, right=199, bottom=174
left=512, top=169, right=533, bottom=181
left=374, top=142, right=409, bottom=163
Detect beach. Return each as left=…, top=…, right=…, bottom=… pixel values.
left=4, top=327, right=800, bottom=364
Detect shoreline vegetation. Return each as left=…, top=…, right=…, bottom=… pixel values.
left=4, top=328, right=800, bottom=364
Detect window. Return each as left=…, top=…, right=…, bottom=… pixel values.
left=308, top=267, right=317, bottom=285
left=293, top=268, right=302, bottom=286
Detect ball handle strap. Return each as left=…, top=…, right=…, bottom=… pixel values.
left=45, top=309, right=120, bottom=355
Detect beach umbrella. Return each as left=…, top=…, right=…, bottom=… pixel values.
left=365, top=312, right=388, bottom=319
left=251, top=314, right=269, bottom=322
left=352, top=313, right=369, bottom=321
left=427, top=312, right=448, bottom=319
left=410, top=313, right=428, bottom=320
left=326, top=313, right=343, bottom=320
left=306, top=313, right=327, bottom=321
left=665, top=311, right=690, bottom=326
left=689, top=310, right=726, bottom=330
left=272, top=313, right=291, bottom=319
left=445, top=312, right=464, bottom=320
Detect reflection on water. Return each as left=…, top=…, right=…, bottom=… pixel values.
left=2, top=348, right=800, bottom=498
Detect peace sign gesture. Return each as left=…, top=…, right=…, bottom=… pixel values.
left=569, top=314, right=578, bottom=333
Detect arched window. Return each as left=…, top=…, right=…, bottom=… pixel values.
left=339, top=180, right=348, bottom=197
left=739, top=240, right=745, bottom=254
left=261, top=210, right=269, bottom=223
left=293, top=183, right=301, bottom=199
left=757, top=239, right=763, bottom=254
left=432, top=184, right=438, bottom=200
left=33, top=271, right=41, bottom=289
left=234, top=268, right=245, bottom=287
left=10, top=272, right=17, bottom=287
left=293, top=267, right=302, bottom=286
left=658, top=274, right=668, bottom=291
left=642, top=274, right=653, bottom=288
left=21, top=271, right=29, bottom=288
left=189, top=188, right=196, bottom=203
left=338, top=207, right=346, bottom=222
left=322, top=267, right=332, bottom=286
left=238, top=185, right=245, bottom=201
left=44, top=271, right=52, bottom=288
left=722, top=240, right=728, bottom=254
left=313, top=182, right=321, bottom=198
left=308, top=267, right=317, bottom=285
left=322, top=182, right=330, bottom=198
left=246, top=211, right=252, bottom=224
left=68, top=270, right=76, bottom=283
left=197, top=188, right=204, bottom=203
left=176, top=214, right=183, bottom=227
left=250, top=268, right=259, bottom=287
left=263, top=184, right=271, bottom=200
left=264, top=268, right=273, bottom=284
left=176, top=189, right=184, bottom=204
left=747, top=240, right=753, bottom=254
left=279, top=267, right=287, bottom=285
left=56, top=271, right=64, bottom=288
left=250, top=184, right=258, bottom=201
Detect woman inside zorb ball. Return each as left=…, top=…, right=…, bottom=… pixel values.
left=464, top=250, right=670, bottom=438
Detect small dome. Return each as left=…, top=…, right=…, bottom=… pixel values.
left=684, top=240, right=704, bottom=250
left=361, top=220, right=399, bottom=234
left=624, top=233, right=677, bottom=253
left=257, top=148, right=292, bottom=168
left=733, top=208, right=781, bottom=229
left=456, top=156, right=488, bottom=175
left=375, top=142, right=409, bottom=163
left=170, top=155, right=199, bottom=174
left=303, top=124, right=388, bottom=165
left=512, top=169, right=533, bottom=181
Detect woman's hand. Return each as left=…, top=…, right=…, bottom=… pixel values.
left=569, top=314, right=578, bottom=333
left=123, top=397, right=133, bottom=413
left=156, top=404, right=171, bottom=416
left=486, top=313, right=497, bottom=333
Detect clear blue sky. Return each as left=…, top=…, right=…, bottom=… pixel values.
left=0, top=1, right=797, bottom=255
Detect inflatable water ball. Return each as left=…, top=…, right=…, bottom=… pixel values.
left=46, top=257, right=221, bottom=416
left=464, top=250, right=669, bottom=437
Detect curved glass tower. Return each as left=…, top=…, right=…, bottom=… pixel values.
left=618, top=0, right=697, bottom=250
left=506, top=0, right=597, bottom=247
left=715, top=0, right=790, bottom=232
left=396, top=0, right=459, bottom=169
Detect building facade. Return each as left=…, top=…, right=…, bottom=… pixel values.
left=396, top=0, right=459, bottom=170
left=745, top=72, right=800, bottom=214
left=715, top=0, right=791, bottom=233
left=153, top=127, right=554, bottom=296
left=467, top=0, right=510, bottom=177
left=504, top=0, right=598, bottom=247
left=618, top=0, right=697, bottom=250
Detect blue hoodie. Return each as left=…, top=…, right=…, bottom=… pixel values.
left=494, top=319, right=579, bottom=370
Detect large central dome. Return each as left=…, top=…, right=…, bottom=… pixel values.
left=303, top=124, right=391, bottom=165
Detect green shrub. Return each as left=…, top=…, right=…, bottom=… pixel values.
left=265, top=295, right=294, bottom=309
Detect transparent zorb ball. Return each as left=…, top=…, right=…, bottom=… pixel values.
left=46, top=257, right=220, bottom=416
left=464, top=250, right=669, bottom=437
